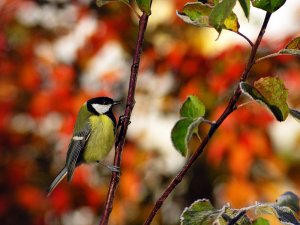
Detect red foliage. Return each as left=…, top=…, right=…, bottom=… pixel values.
left=49, top=188, right=71, bottom=214
left=29, top=91, right=54, bottom=117
left=16, top=186, right=46, bottom=212
left=19, top=63, right=41, bottom=91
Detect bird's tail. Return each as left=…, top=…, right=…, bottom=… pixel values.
left=47, top=167, right=68, bottom=197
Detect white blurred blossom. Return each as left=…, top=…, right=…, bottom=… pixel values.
left=54, top=16, right=98, bottom=63
left=62, top=207, right=96, bottom=225
left=269, top=116, right=300, bottom=159
left=81, top=41, right=129, bottom=93
left=16, top=1, right=78, bottom=29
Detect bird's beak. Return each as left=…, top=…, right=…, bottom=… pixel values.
left=113, top=100, right=121, bottom=105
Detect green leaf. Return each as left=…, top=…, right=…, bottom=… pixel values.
left=240, top=77, right=289, bottom=121
left=240, top=82, right=266, bottom=101
left=181, top=199, right=251, bottom=225
left=176, top=2, right=213, bottom=27
left=254, top=77, right=289, bottom=121
left=96, top=0, right=129, bottom=7
left=180, top=199, right=226, bottom=225
left=280, top=49, right=300, bottom=56
left=176, top=2, right=239, bottom=32
left=136, top=0, right=151, bottom=15
left=238, top=0, right=251, bottom=18
left=180, top=96, right=205, bottom=119
left=251, top=0, right=286, bottom=12
left=252, top=218, right=270, bottom=225
left=181, top=195, right=300, bottom=225
left=276, top=191, right=300, bottom=213
left=171, top=118, right=204, bottom=156
left=209, top=0, right=238, bottom=33
left=223, top=208, right=252, bottom=225
left=279, top=37, right=300, bottom=56
left=171, top=96, right=205, bottom=156
left=290, top=108, right=300, bottom=123
left=256, top=203, right=300, bottom=225
left=272, top=205, right=300, bottom=225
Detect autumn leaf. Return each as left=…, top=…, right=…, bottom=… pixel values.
left=176, top=2, right=213, bottom=27
left=209, top=0, right=238, bottom=33
left=279, top=36, right=300, bottom=56
left=240, top=77, right=289, bottom=121
left=177, top=2, right=239, bottom=33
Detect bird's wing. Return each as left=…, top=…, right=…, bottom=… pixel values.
left=47, top=166, right=68, bottom=197
left=66, top=123, right=91, bottom=181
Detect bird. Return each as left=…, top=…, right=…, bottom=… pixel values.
left=47, top=97, right=119, bottom=196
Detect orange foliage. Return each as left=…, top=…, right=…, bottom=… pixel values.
left=221, top=178, right=258, bottom=208
left=120, top=170, right=141, bottom=203
left=228, top=143, right=253, bottom=178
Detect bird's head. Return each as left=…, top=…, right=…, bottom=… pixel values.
left=87, top=97, right=119, bottom=115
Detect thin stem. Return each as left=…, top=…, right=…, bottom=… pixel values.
left=99, top=13, right=149, bottom=225
left=237, top=100, right=255, bottom=109
left=227, top=210, right=247, bottom=225
left=237, top=31, right=254, bottom=47
left=255, top=52, right=286, bottom=63
left=106, top=0, right=141, bottom=19
left=240, top=12, right=272, bottom=82
left=122, top=1, right=141, bottom=19
left=143, top=12, right=272, bottom=225
left=195, top=132, right=202, bottom=142
left=202, top=118, right=216, bottom=126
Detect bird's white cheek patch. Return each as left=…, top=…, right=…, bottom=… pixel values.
left=92, top=104, right=111, bottom=114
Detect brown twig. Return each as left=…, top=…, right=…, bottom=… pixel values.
left=255, top=52, right=289, bottom=63
left=99, top=13, right=149, bottom=225
left=237, top=31, right=254, bottom=47
left=227, top=210, right=247, bottom=225
left=143, top=12, right=272, bottom=225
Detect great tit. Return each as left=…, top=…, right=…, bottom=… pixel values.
left=47, top=97, right=119, bottom=196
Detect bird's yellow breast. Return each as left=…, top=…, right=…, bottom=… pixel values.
left=82, top=115, right=115, bottom=163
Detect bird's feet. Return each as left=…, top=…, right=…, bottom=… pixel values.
left=98, top=161, right=120, bottom=174
left=107, top=165, right=120, bottom=173
left=117, top=115, right=130, bottom=129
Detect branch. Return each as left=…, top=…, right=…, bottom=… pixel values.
left=237, top=31, right=254, bottom=47
left=99, top=13, right=149, bottom=225
left=226, top=210, right=247, bottom=225
left=254, top=52, right=291, bottom=63
left=143, top=12, right=272, bottom=225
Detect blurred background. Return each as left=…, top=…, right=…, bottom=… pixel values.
left=1, top=0, right=300, bottom=225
